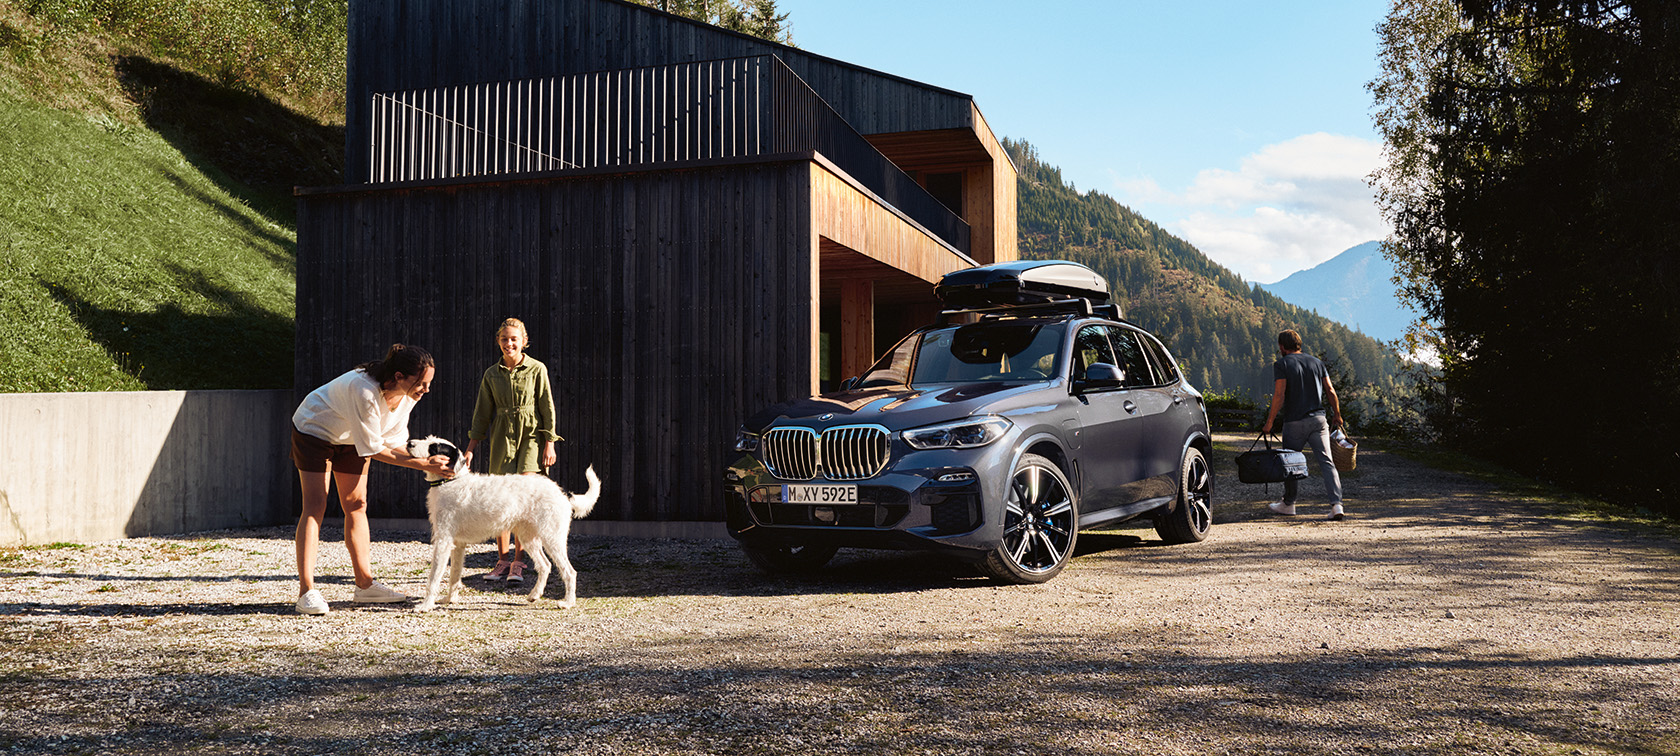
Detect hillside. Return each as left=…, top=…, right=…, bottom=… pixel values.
left=1006, top=139, right=1407, bottom=416
left=1259, top=241, right=1416, bottom=343
left=0, top=1, right=344, bottom=391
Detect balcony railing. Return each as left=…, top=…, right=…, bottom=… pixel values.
left=368, top=54, right=969, bottom=252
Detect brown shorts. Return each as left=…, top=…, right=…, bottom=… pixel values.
left=290, top=429, right=371, bottom=475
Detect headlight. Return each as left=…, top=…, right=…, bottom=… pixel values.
left=902, top=416, right=1013, bottom=450
left=733, top=427, right=760, bottom=453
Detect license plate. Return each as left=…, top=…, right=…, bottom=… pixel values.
left=782, top=484, right=858, bottom=504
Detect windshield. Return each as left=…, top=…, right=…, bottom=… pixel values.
left=908, top=322, right=1065, bottom=386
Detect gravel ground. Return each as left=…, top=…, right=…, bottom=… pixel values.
left=1, top=433, right=1677, bottom=756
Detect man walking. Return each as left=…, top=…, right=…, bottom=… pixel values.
left=1261, top=330, right=1345, bottom=520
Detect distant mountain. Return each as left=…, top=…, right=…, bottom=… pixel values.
left=1005, top=139, right=1404, bottom=403
left=1259, top=241, right=1417, bottom=343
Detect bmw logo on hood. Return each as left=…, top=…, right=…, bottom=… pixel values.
left=818, top=413, right=835, bottom=421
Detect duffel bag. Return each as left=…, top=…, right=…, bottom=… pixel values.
left=1235, top=434, right=1309, bottom=484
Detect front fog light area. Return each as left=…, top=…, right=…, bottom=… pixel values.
left=902, top=416, right=1012, bottom=450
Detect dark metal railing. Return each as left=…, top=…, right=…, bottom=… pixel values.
left=368, top=55, right=970, bottom=252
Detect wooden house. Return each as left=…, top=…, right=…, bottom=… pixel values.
left=295, top=0, right=1018, bottom=525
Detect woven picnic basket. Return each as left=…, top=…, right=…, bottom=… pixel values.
left=1332, top=434, right=1358, bottom=472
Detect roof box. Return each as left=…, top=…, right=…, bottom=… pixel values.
left=935, top=260, right=1111, bottom=309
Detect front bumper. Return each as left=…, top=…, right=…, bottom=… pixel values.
left=723, top=444, right=1014, bottom=556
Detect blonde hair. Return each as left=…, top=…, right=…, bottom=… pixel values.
left=497, top=318, right=528, bottom=343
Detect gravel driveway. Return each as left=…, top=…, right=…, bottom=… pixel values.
left=2, top=433, right=1676, bottom=755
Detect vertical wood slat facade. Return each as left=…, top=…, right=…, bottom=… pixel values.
left=365, top=55, right=970, bottom=254
left=346, top=0, right=982, bottom=182
left=297, top=163, right=815, bottom=521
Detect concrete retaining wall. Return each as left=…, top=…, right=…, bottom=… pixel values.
left=0, top=391, right=294, bottom=547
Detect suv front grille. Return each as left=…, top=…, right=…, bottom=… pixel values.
left=762, top=428, right=819, bottom=480
left=821, top=426, right=891, bottom=480
left=761, top=425, right=890, bottom=481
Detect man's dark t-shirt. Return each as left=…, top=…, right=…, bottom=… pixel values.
left=1273, top=352, right=1330, bottom=423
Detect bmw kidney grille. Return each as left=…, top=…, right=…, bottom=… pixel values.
left=762, top=425, right=889, bottom=481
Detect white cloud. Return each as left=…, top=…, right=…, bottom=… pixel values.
left=1115, top=133, right=1389, bottom=283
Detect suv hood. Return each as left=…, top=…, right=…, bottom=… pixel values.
left=743, top=381, right=1054, bottom=432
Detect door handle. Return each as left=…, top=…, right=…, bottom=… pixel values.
left=1123, top=400, right=1137, bottom=414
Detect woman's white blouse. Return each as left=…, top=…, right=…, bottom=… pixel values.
left=292, top=369, right=415, bottom=457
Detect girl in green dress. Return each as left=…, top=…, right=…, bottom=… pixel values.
left=462, top=318, right=560, bottom=585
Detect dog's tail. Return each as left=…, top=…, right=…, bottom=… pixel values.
left=569, top=465, right=600, bottom=519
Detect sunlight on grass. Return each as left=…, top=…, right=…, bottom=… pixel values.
left=0, top=92, right=295, bottom=391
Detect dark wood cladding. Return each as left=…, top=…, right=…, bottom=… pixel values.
left=346, top=0, right=976, bottom=181
left=363, top=55, right=970, bottom=252
left=296, top=162, right=814, bottom=520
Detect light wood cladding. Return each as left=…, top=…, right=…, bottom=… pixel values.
left=860, top=103, right=1018, bottom=264
left=811, top=162, right=975, bottom=288
left=840, top=280, right=875, bottom=379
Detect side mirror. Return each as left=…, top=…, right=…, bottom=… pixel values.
left=840, top=376, right=861, bottom=391
left=1077, top=363, right=1123, bottom=392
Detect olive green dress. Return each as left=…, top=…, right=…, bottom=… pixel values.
left=468, top=356, right=560, bottom=474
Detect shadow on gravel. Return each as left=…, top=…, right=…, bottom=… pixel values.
left=3, top=640, right=1674, bottom=756
left=1, top=601, right=305, bottom=617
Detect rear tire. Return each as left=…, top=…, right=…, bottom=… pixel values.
left=740, top=541, right=839, bottom=574
left=979, top=453, right=1079, bottom=584
left=1155, top=446, right=1212, bottom=544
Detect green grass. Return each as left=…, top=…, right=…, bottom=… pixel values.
left=0, top=0, right=349, bottom=392
left=0, top=91, right=296, bottom=390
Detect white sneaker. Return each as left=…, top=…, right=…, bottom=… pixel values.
left=1328, top=504, right=1346, bottom=521
left=295, top=589, right=329, bottom=615
left=352, top=580, right=411, bottom=604
left=1268, top=501, right=1297, bottom=516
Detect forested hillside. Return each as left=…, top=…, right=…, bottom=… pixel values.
left=1007, top=139, right=1410, bottom=426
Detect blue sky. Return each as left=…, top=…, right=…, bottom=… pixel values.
left=774, top=0, right=1392, bottom=284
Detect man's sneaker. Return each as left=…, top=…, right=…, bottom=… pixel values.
left=295, top=589, right=329, bottom=615
left=1268, top=501, right=1298, bottom=516
left=352, top=580, right=411, bottom=604
left=484, top=560, right=511, bottom=582
left=506, top=561, right=525, bottom=586
left=1328, top=504, right=1346, bottom=521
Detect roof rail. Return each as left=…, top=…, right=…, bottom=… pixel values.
left=937, top=298, right=1092, bottom=325
left=935, top=298, right=1130, bottom=326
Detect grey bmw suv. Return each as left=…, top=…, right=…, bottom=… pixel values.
left=725, top=260, right=1213, bottom=584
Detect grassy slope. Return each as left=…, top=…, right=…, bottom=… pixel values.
left=0, top=1, right=344, bottom=391
left=0, top=92, right=295, bottom=391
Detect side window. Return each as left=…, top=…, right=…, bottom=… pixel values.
left=1072, top=325, right=1117, bottom=382
left=1110, top=329, right=1156, bottom=388
left=1142, top=333, right=1180, bottom=383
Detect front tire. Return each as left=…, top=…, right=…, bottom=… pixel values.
left=1155, top=446, right=1213, bottom=544
left=740, top=540, right=840, bottom=574
left=979, top=453, right=1079, bottom=584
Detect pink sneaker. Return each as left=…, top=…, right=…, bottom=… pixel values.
left=484, top=560, right=511, bottom=582
left=506, top=560, right=525, bottom=585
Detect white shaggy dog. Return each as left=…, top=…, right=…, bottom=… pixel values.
left=407, top=436, right=600, bottom=611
